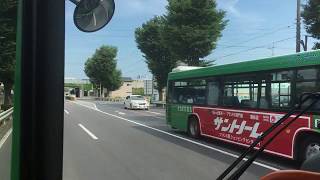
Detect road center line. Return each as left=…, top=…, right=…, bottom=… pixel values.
left=127, top=110, right=165, bottom=120
left=146, top=111, right=163, bottom=115
left=64, top=109, right=70, bottom=115
left=111, top=104, right=164, bottom=119
left=0, top=128, right=12, bottom=149
left=115, top=111, right=126, bottom=115
left=72, top=101, right=279, bottom=171
left=78, top=123, right=99, bottom=140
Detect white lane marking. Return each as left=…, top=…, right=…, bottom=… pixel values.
left=129, top=110, right=165, bottom=120
left=64, top=109, right=70, bottom=115
left=75, top=100, right=98, bottom=110
left=115, top=111, right=126, bottom=115
left=146, top=111, right=163, bottom=115
left=0, top=128, right=12, bottom=149
left=78, top=124, right=98, bottom=140
left=93, top=103, right=98, bottom=110
left=150, top=116, right=164, bottom=120
left=72, top=101, right=279, bottom=171
left=140, top=112, right=166, bottom=120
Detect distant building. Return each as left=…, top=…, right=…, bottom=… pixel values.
left=108, top=77, right=133, bottom=98
left=73, top=76, right=165, bottom=100
left=132, top=80, right=144, bottom=89
left=144, top=80, right=167, bottom=101
left=108, top=78, right=160, bottom=98
left=64, top=78, right=92, bottom=97
left=144, top=80, right=160, bottom=101
left=65, top=77, right=90, bottom=84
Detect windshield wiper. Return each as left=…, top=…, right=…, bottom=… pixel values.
left=217, top=92, right=320, bottom=180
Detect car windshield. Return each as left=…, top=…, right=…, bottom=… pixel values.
left=131, top=96, right=144, bottom=100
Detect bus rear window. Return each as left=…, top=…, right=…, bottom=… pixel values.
left=172, top=79, right=206, bottom=105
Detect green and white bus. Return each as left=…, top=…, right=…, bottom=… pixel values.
left=166, top=50, right=320, bottom=161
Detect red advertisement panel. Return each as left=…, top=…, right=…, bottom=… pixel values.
left=193, top=106, right=311, bottom=158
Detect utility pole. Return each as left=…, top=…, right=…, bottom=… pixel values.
left=271, top=42, right=275, bottom=56
left=267, top=42, right=275, bottom=56
left=145, top=79, right=148, bottom=96
left=301, top=35, right=309, bottom=51
left=99, top=83, right=102, bottom=98
left=151, top=75, right=154, bottom=103
left=304, top=35, right=308, bottom=51
left=296, top=0, right=301, bottom=52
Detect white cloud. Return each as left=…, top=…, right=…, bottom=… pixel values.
left=217, top=0, right=240, bottom=16
left=217, top=0, right=265, bottom=34
left=217, top=0, right=264, bottom=23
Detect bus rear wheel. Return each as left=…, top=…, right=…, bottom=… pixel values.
left=188, top=117, right=200, bottom=138
left=299, top=135, right=320, bottom=163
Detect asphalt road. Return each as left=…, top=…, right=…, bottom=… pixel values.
left=0, top=100, right=299, bottom=180
left=63, top=100, right=297, bottom=180
left=0, top=129, right=12, bottom=180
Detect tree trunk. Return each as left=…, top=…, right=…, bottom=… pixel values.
left=104, top=89, right=109, bottom=98
left=101, top=85, right=105, bottom=98
left=158, top=88, right=163, bottom=101
left=3, top=83, right=13, bottom=110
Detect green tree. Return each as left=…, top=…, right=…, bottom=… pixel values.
left=135, top=16, right=177, bottom=101
left=0, top=0, right=17, bottom=110
left=302, top=0, right=320, bottom=49
left=84, top=46, right=122, bottom=97
left=163, top=0, right=227, bottom=66
left=132, top=88, right=144, bottom=96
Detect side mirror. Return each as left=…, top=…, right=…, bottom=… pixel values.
left=72, top=0, right=115, bottom=32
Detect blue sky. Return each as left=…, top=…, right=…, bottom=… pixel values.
left=65, top=0, right=315, bottom=80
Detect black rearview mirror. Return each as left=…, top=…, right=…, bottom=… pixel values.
left=73, top=0, right=115, bottom=32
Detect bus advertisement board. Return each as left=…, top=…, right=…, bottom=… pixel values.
left=193, top=106, right=311, bottom=158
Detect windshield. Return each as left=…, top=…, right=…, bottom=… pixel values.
left=2, top=0, right=320, bottom=180
left=131, top=96, right=144, bottom=100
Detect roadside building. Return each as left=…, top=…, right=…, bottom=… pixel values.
left=132, top=80, right=144, bottom=89
left=144, top=80, right=165, bottom=101
left=75, top=76, right=165, bottom=101
left=108, top=77, right=133, bottom=98
left=64, top=78, right=92, bottom=98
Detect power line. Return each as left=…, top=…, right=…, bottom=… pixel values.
left=123, top=37, right=293, bottom=75
left=66, top=24, right=295, bottom=41
left=215, top=36, right=296, bottom=59
left=122, top=63, right=146, bottom=74
left=217, top=23, right=295, bottom=50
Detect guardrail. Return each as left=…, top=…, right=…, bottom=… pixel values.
left=95, top=97, right=124, bottom=102
left=0, top=107, right=14, bottom=125
left=151, top=101, right=166, bottom=108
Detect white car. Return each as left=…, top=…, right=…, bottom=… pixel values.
left=124, top=95, right=149, bottom=110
